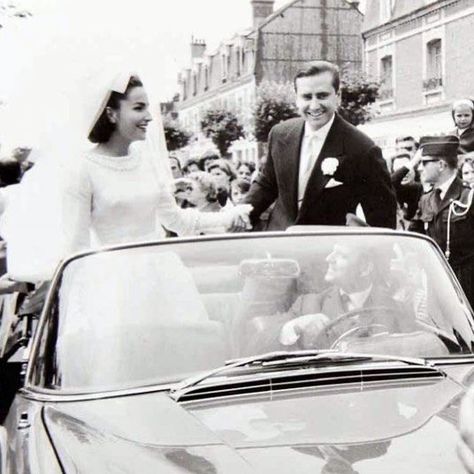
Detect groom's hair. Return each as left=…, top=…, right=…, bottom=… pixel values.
left=294, top=61, right=340, bottom=93
left=88, top=75, right=143, bottom=144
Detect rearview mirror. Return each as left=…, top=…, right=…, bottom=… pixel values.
left=238, top=258, right=300, bottom=278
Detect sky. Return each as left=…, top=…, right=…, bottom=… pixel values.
left=1, top=0, right=285, bottom=101
left=2, top=0, right=365, bottom=101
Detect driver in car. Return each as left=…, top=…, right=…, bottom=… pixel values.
left=274, top=242, right=416, bottom=350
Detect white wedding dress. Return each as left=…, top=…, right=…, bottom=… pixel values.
left=55, top=148, right=234, bottom=387
left=1, top=146, right=236, bottom=283
left=63, top=148, right=228, bottom=254
left=0, top=12, right=238, bottom=388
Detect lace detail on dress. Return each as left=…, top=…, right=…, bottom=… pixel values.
left=85, top=150, right=141, bottom=171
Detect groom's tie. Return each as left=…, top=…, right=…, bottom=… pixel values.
left=298, top=134, right=320, bottom=208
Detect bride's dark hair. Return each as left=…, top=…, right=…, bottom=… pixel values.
left=88, top=75, right=143, bottom=143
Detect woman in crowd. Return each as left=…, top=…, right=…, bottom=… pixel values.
left=230, top=178, right=251, bottom=205
left=172, top=177, right=192, bottom=207
left=461, top=157, right=474, bottom=188
left=186, top=171, right=222, bottom=212
left=182, top=158, right=200, bottom=175
left=198, top=150, right=220, bottom=172
left=168, top=153, right=183, bottom=179
left=186, top=171, right=231, bottom=234
left=451, top=99, right=474, bottom=154
left=236, top=161, right=255, bottom=181
left=208, top=159, right=237, bottom=207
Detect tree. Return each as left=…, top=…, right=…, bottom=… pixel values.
left=200, top=108, right=245, bottom=157
left=253, top=80, right=299, bottom=143
left=163, top=117, right=192, bottom=151
left=339, top=70, right=380, bottom=126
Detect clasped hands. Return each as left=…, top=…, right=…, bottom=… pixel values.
left=226, top=204, right=253, bottom=232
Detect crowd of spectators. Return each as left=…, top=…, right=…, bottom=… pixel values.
left=389, top=98, right=474, bottom=230
left=168, top=150, right=255, bottom=224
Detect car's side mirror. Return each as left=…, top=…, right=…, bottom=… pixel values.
left=238, top=258, right=300, bottom=279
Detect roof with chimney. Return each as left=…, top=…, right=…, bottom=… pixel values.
left=252, top=0, right=361, bottom=33
left=178, top=0, right=363, bottom=105
left=198, top=0, right=361, bottom=57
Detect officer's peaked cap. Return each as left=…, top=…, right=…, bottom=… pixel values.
left=419, top=135, right=459, bottom=158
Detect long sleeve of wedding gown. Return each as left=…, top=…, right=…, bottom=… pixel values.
left=62, top=154, right=239, bottom=257
left=62, top=163, right=92, bottom=256
left=1, top=151, right=245, bottom=282
left=155, top=188, right=232, bottom=236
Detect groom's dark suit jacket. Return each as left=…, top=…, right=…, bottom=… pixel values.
left=245, top=114, right=397, bottom=229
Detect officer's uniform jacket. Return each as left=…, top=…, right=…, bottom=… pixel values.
left=409, top=177, right=474, bottom=267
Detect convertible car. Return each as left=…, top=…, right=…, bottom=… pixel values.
left=0, top=229, right=473, bottom=473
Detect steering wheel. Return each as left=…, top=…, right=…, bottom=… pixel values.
left=310, top=306, right=401, bottom=350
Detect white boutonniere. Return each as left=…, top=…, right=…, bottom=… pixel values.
left=321, top=157, right=339, bottom=176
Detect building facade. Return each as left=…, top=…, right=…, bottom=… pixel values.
left=177, top=0, right=363, bottom=164
left=361, top=0, right=474, bottom=153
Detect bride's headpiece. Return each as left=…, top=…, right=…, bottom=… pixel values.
left=86, top=72, right=132, bottom=139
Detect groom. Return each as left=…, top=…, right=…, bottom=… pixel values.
left=244, top=61, right=396, bottom=230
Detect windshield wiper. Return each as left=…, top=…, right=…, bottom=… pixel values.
left=169, top=350, right=434, bottom=402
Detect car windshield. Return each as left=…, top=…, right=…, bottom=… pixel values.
left=29, top=233, right=474, bottom=393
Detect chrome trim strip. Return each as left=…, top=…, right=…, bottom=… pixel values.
left=178, top=373, right=443, bottom=400
left=21, top=357, right=450, bottom=403
left=430, top=357, right=474, bottom=365
left=19, top=383, right=173, bottom=403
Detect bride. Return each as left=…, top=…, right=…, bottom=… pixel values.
left=0, top=14, right=252, bottom=282
left=62, top=73, right=251, bottom=255
left=0, top=71, right=252, bottom=282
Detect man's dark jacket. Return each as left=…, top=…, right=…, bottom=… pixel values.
left=450, top=126, right=474, bottom=155
left=409, top=177, right=474, bottom=305
left=391, top=166, right=423, bottom=221
left=245, top=114, right=397, bottom=229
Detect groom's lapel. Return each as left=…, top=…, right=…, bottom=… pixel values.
left=279, top=119, right=305, bottom=218
left=299, top=114, right=344, bottom=215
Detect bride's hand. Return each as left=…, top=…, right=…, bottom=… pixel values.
left=226, top=204, right=253, bottom=233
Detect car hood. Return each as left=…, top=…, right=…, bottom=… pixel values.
left=44, top=373, right=466, bottom=473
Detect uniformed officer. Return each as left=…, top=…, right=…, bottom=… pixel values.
left=410, top=135, right=474, bottom=306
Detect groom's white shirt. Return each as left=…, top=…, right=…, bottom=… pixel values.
left=297, top=113, right=335, bottom=207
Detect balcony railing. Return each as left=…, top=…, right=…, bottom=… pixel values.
left=379, top=88, right=394, bottom=100
left=423, top=77, right=443, bottom=91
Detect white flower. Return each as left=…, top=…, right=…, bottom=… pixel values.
left=321, top=157, right=339, bottom=176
